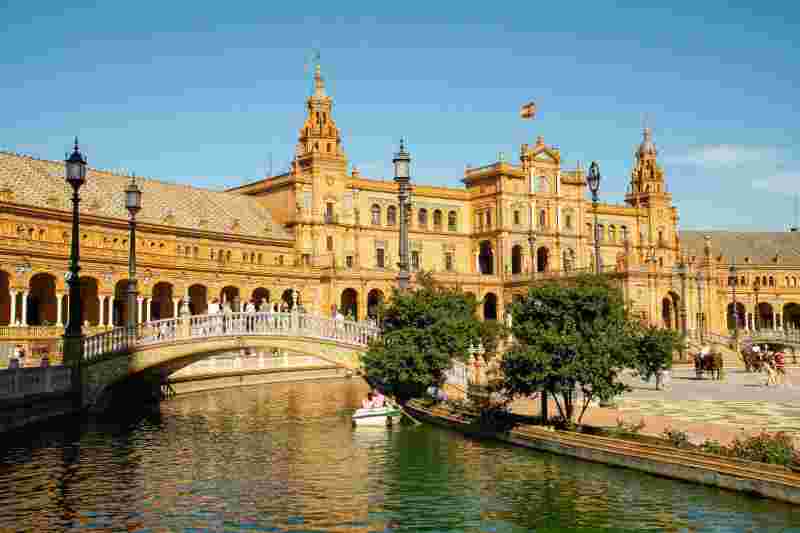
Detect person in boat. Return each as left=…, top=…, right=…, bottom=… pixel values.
left=372, top=390, right=385, bottom=407
left=362, top=391, right=375, bottom=409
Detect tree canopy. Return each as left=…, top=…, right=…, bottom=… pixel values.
left=360, top=271, right=481, bottom=404
left=501, top=275, right=637, bottom=423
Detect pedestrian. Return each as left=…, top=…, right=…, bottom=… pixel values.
left=775, top=349, right=786, bottom=386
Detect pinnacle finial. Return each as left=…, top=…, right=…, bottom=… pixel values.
left=73, top=137, right=79, bottom=151
left=399, top=137, right=406, bottom=152
left=313, top=61, right=326, bottom=97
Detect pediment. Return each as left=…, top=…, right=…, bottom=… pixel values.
left=532, top=149, right=559, bottom=163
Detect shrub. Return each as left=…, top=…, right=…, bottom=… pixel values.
left=663, top=427, right=690, bottom=449
left=730, top=432, right=796, bottom=466
left=700, top=439, right=726, bottom=456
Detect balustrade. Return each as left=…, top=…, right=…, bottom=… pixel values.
left=81, top=311, right=381, bottom=363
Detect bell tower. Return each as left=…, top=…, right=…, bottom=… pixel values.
left=293, top=63, right=348, bottom=224
left=625, top=128, right=668, bottom=208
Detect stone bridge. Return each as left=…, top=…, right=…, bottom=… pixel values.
left=81, top=311, right=380, bottom=408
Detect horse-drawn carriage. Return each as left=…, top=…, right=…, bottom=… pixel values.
left=694, top=348, right=723, bottom=380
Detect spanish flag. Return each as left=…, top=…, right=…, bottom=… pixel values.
left=520, top=101, right=537, bottom=119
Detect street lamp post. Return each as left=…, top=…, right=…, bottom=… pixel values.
left=730, top=261, right=739, bottom=341
left=697, top=271, right=705, bottom=343
left=64, top=138, right=87, bottom=403
left=393, top=139, right=412, bottom=291
left=587, top=161, right=601, bottom=274
left=125, top=175, right=142, bottom=336
left=753, top=278, right=760, bottom=331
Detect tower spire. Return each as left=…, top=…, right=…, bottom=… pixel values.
left=313, top=63, right=326, bottom=98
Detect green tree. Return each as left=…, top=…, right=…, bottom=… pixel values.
left=361, top=271, right=480, bottom=404
left=501, top=275, right=636, bottom=423
left=478, top=319, right=509, bottom=360
left=632, top=325, right=679, bottom=390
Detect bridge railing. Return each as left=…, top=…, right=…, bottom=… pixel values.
left=82, top=311, right=381, bottom=364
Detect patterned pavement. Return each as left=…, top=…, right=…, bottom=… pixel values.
left=616, top=368, right=800, bottom=438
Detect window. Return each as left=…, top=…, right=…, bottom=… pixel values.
left=278, top=255, right=284, bottom=266
left=226, top=251, right=232, bottom=263
left=433, top=210, right=443, bottom=230
left=486, top=210, right=492, bottom=228
left=257, top=253, right=262, bottom=264
left=448, top=211, right=457, bottom=231
left=376, top=248, right=385, bottom=268
left=418, top=208, right=428, bottom=228
left=326, top=236, right=334, bottom=251
left=658, top=230, right=664, bottom=244
left=564, top=213, right=573, bottom=230
left=609, top=225, right=617, bottom=242
left=445, top=252, right=454, bottom=272
left=193, top=246, right=199, bottom=258
left=387, top=206, right=397, bottom=226
left=621, top=226, right=628, bottom=242
left=302, top=253, right=311, bottom=266
left=411, top=251, right=420, bottom=271
left=325, top=202, right=334, bottom=224
left=538, top=209, right=546, bottom=229
left=371, top=204, right=381, bottom=225
left=346, top=255, right=354, bottom=269
left=537, top=176, right=548, bottom=193
left=513, top=210, right=520, bottom=225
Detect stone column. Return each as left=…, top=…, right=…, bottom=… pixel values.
left=145, top=299, right=151, bottom=323
left=137, top=297, right=144, bottom=324
left=9, top=290, right=17, bottom=326
left=56, top=293, right=64, bottom=327
left=172, top=297, right=180, bottom=319
left=21, top=290, right=29, bottom=326
left=773, top=310, right=777, bottom=330
left=99, top=296, right=106, bottom=327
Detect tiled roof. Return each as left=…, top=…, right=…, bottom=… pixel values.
left=680, top=230, right=800, bottom=265
left=0, top=152, right=291, bottom=240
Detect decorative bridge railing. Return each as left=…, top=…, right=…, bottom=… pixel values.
left=82, top=311, right=381, bottom=364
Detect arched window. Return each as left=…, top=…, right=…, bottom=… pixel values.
left=769, top=276, right=774, bottom=287
left=448, top=211, right=457, bottom=231
left=226, top=251, right=232, bottom=263
left=563, top=210, right=573, bottom=230
left=609, top=225, right=617, bottom=242
left=257, top=253, right=263, bottom=264
left=193, top=246, right=198, bottom=258
left=371, top=204, right=381, bottom=225
left=418, top=208, right=428, bottom=228
left=433, top=210, right=443, bottom=230
left=513, top=210, right=520, bottom=225
left=387, top=205, right=397, bottom=226
left=621, top=226, right=628, bottom=242
left=538, top=209, right=546, bottom=229
left=327, top=236, right=334, bottom=251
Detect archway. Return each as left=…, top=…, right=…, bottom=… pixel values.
left=79, top=277, right=100, bottom=325
left=221, top=286, right=240, bottom=312
left=188, top=284, right=208, bottom=315
left=511, top=245, right=523, bottom=275
left=0, top=270, right=10, bottom=325
left=662, top=297, right=673, bottom=330
left=281, top=289, right=299, bottom=311
left=478, top=240, right=494, bottom=275
left=726, top=302, right=746, bottom=331
left=783, top=303, right=800, bottom=330
left=536, top=247, right=549, bottom=273
left=28, top=273, right=57, bottom=325
left=367, top=289, right=385, bottom=319
left=252, top=287, right=270, bottom=310
left=756, top=302, right=774, bottom=330
left=483, top=293, right=498, bottom=321
left=340, top=288, right=358, bottom=319
left=152, top=282, right=175, bottom=321
left=113, top=280, right=132, bottom=326
left=667, top=291, right=680, bottom=331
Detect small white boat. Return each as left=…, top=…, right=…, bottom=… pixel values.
left=352, top=405, right=402, bottom=426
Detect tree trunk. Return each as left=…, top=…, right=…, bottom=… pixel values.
left=655, top=372, right=662, bottom=390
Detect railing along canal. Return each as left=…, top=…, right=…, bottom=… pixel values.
left=82, top=311, right=381, bottom=363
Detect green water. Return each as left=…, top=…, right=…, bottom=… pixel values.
left=0, top=379, right=798, bottom=532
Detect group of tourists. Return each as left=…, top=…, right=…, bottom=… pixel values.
left=743, top=344, right=788, bottom=386
left=206, top=298, right=292, bottom=315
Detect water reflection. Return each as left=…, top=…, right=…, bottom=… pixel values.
left=0, top=379, right=797, bottom=532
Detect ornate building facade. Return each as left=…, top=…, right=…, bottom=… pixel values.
left=0, top=64, right=796, bottom=356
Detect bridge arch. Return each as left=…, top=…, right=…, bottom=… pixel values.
left=784, top=303, right=800, bottom=330
left=756, top=302, right=774, bottom=330
left=79, top=276, right=101, bottom=325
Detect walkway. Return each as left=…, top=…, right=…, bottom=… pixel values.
left=511, top=368, right=800, bottom=447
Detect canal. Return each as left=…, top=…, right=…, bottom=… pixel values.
left=1, top=379, right=798, bottom=532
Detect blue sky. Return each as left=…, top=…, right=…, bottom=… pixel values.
left=1, top=2, right=798, bottom=231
